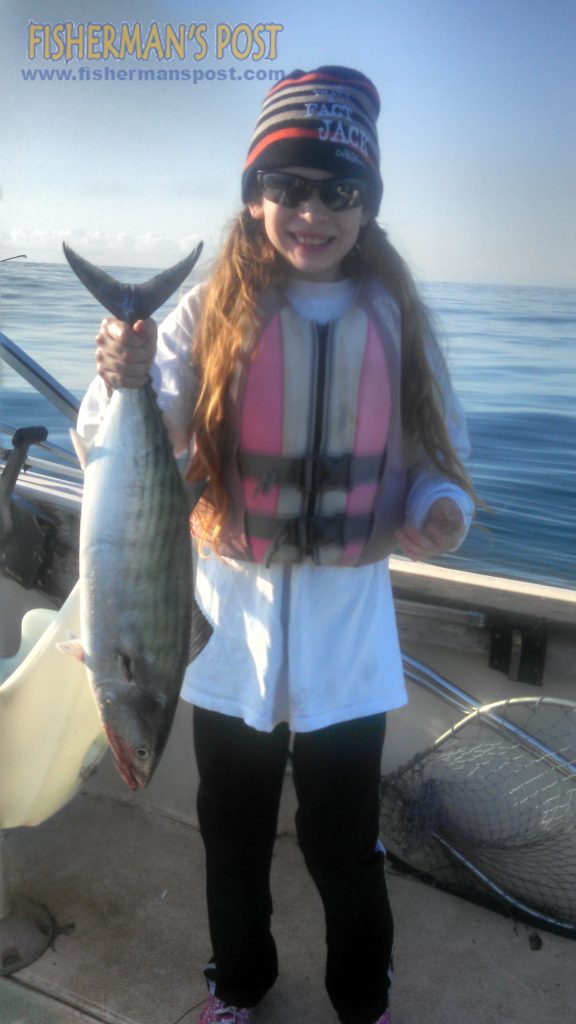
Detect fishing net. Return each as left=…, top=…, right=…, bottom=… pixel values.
left=380, top=695, right=576, bottom=935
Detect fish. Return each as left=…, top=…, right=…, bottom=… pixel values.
left=61, top=242, right=213, bottom=791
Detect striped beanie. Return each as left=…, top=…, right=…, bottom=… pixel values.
left=242, top=66, right=383, bottom=212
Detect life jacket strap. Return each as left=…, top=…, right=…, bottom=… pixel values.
left=238, top=452, right=385, bottom=495
left=245, top=511, right=374, bottom=566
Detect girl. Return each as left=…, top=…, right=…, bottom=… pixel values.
left=79, top=66, right=476, bottom=1024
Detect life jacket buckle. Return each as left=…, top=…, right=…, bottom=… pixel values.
left=299, top=459, right=316, bottom=495
left=258, top=510, right=372, bottom=566
left=318, top=454, right=351, bottom=490
left=299, top=455, right=351, bottom=494
left=293, top=514, right=346, bottom=559
left=254, top=466, right=279, bottom=495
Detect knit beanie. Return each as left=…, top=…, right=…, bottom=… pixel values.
left=242, top=66, right=383, bottom=212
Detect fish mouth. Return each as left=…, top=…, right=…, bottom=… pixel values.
left=103, top=725, right=149, bottom=791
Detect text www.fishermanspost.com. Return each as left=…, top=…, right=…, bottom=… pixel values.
left=19, top=65, right=286, bottom=85
left=21, top=20, right=286, bottom=85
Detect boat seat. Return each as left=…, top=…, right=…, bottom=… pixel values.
left=0, top=608, right=59, bottom=685
left=0, top=583, right=107, bottom=829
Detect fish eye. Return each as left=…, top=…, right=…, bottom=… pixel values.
left=135, top=746, right=149, bottom=760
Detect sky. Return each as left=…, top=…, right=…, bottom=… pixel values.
left=0, top=0, right=575, bottom=286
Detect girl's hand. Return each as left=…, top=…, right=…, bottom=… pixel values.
left=395, top=497, right=465, bottom=561
left=95, top=317, right=157, bottom=391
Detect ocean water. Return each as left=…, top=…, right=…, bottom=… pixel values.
left=1, top=260, right=575, bottom=590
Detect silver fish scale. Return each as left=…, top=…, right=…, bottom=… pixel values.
left=80, top=383, right=192, bottom=705
left=63, top=241, right=210, bottom=787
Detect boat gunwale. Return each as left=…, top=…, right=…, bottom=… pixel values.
left=1, top=467, right=574, bottom=627
left=390, top=555, right=576, bottom=627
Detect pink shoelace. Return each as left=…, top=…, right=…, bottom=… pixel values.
left=199, top=995, right=254, bottom=1024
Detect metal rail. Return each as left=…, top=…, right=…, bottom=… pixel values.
left=434, top=832, right=576, bottom=934
left=0, top=331, right=80, bottom=424
left=402, top=654, right=576, bottom=778
left=1, top=424, right=81, bottom=484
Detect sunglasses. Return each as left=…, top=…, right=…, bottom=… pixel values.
left=256, top=171, right=368, bottom=212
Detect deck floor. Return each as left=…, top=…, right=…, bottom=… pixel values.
left=1, top=790, right=574, bottom=1024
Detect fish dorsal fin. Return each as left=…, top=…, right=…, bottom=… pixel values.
left=188, top=599, right=213, bottom=664
left=186, top=479, right=208, bottom=512
left=62, top=243, right=203, bottom=325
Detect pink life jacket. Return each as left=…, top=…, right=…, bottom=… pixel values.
left=216, top=278, right=407, bottom=566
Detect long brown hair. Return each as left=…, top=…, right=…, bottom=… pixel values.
left=188, top=210, right=477, bottom=551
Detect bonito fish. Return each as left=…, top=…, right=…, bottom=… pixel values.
left=62, top=243, right=212, bottom=791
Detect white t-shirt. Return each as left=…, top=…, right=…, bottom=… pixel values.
left=78, top=278, right=474, bottom=733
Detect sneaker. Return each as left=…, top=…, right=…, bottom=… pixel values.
left=199, top=995, right=255, bottom=1023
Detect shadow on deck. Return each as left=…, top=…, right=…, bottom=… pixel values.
left=1, top=789, right=573, bottom=1024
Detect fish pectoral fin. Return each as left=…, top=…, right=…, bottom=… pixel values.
left=117, top=651, right=134, bottom=682
left=188, top=599, right=213, bottom=664
left=70, top=428, right=92, bottom=470
left=57, top=635, right=86, bottom=663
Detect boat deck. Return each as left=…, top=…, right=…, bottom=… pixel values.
left=1, top=782, right=573, bottom=1024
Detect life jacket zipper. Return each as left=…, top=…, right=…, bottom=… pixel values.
left=311, top=322, right=329, bottom=454
left=305, top=322, right=330, bottom=546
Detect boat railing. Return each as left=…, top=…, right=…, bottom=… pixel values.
left=0, top=424, right=82, bottom=482
left=0, top=330, right=80, bottom=424
left=0, top=328, right=82, bottom=487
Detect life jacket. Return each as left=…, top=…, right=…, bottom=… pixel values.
left=216, top=278, right=407, bottom=566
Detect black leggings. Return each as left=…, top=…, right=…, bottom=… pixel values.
left=193, top=707, right=392, bottom=1024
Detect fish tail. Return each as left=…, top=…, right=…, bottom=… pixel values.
left=62, top=242, right=203, bottom=326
